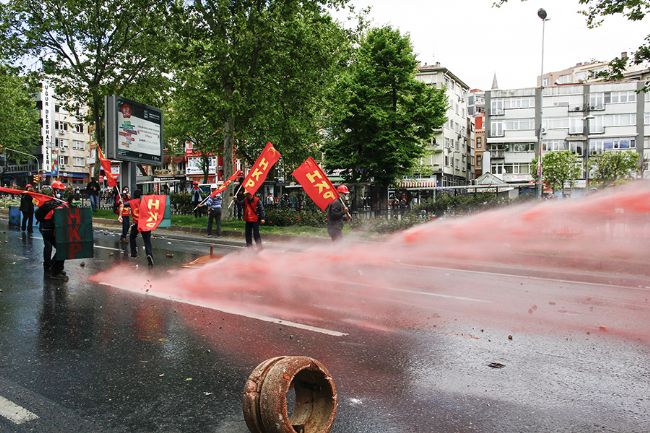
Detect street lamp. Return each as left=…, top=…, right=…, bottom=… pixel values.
left=582, top=114, right=595, bottom=187
left=0, top=146, right=41, bottom=184
left=537, top=8, right=549, bottom=199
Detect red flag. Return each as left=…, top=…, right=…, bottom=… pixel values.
left=291, top=157, right=339, bottom=211
left=97, top=146, right=117, bottom=187
left=0, top=186, right=56, bottom=206
left=242, top=142, right=281, bottom=195
left=137, top=195, right=167, bottom=232
left=210, top=170, right=242, bottom=198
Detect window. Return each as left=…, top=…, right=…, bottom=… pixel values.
left=603, top=113, right=636, bottom=127
left=477, top=155, right=483, bottom=166
left=59, top=156, right=68, bottom=166
left=491, top=162, right=504, bottom=174
left=55, top=121, right=68, bottom=131
left=543, top=140, right=568, bottom=152
left=645, top=113, right=650, bottom=125
left=589, top=93, right=604, bottom=110
left=510, top=143, right=535, bottom=152
left=605, top=91, right=637, bottom=104
left=569, top=142, right=584, bottom=156
left=491, top=121, right=504, bottom=137
left=589, top=116, right=605, bottom=133
left=543, top=118, right=569, bottom=130
left=542, top=78, right=549, bottom=87
left=589, top=138, right=636, bottom=154
left=445, top=156, right=449, bottom=166
left=491, top=99, right=504, bottom=116
left=476, top=137, right=482, bottom=148
left=55, top=105, right=60, bottom=113
left=569, top=118, right=583, bottom=134
left=503, top=119, right=534, bottom=131
left=73, top=157, right=85, bottom=166
left=72, top=140, right=84, bottom=150
left=75, top=124, right=84, bottom=133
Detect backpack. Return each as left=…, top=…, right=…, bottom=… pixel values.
left=35, top=200, right=58, bottom=222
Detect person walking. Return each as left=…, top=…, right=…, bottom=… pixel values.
left=86, top=178, right=100, bottom=212
left=243, top=191, right=265, bottom=248
left=119, top=188, right=131, bottom=243
left=20, top=184, right=35, bottom=234
left=191, top=182, right=203, bottom=218
left=203, top=185, right=222, bottom=237
left=235, top=189, right=244, bottom=220
left=326, top=184, right=351, bottom=241
left=35, top=181, right=69, bottom=280
left=118, top=189, right=154, bottom=267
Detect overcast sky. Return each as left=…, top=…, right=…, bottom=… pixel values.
left=331, top=0, right=650, bottom=90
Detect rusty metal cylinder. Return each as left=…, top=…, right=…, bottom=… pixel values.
left=243, top=356, right=337, bottom=433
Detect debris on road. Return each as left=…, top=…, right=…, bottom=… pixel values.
left=243, top=356, right=337, bottom=433
left=488, top=362, right=505, bottom=369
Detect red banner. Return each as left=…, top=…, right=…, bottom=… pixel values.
left=210, top=170, right=243, bottom=197
left=242, top=142, right=281, bottom=195
left=97, top=146, right=117, bottom=187
left=291, top=157, right=339, bottom=211
left=137, top=195, right=167, bottom=232
left=0, top=186, right=56, bottom=207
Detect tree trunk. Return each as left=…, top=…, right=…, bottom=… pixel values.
left=221, top=116, right=235, bottom=220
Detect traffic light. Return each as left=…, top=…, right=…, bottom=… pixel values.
left=33, top=174, right=41, bottom=184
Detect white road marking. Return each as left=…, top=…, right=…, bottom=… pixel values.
left=0, top=395, right=39, bottom=424
left=97, top=282, right=348, bottom=337
left=292, top=274, right=491, bottom=304
left=400, top=262, right=650, bottom=291
left=93, top=245, right=122, bottom=252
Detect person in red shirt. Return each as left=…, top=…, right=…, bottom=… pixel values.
left=243, top=191, right=265, bottom=248
left=118, top=189, right=154, bottom=266
left=119, top=188, right=131, bottom=243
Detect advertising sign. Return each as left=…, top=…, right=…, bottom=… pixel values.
left=186, top=156, right=217, bottom=175
left=105, top=96, right=163, bottom=165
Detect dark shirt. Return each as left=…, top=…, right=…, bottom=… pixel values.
left=20, top=194, right=34, bottom=213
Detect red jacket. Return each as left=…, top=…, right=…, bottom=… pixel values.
left=243, top=196, right=264, bottom=223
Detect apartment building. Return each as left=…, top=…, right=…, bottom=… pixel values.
left=37, top=81, right=93, bottom=186
left=413, top=63, right=470, bottom=187
left=485, top=81, right=649, bottom=186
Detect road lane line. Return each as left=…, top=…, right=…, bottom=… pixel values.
left=93, top=245, right=122, bottom=251
left=0, top=395, right=39, bottom=424
left=400, top=262, right=650, bottom=291
left=97, top=282, right=348, bottom=337
left=291, top=274, right=491, bottom=304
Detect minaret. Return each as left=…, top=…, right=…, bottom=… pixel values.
left=491, top=73, right=499, bottom=90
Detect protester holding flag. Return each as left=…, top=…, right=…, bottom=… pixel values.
left=243, top=191, right=265, bottom=248
left=119, top=188, right=131, bottom=243
left=326, top=185, right=352, bottom=241
left=118, top=189, right=154, bottom=267
left=200, top=184, right=222, bottom=237
left=35, top=181, right=69, bottom=280
left=192, top=182, right=202, bottom=218
left=20, top=184, right=35, bottom=234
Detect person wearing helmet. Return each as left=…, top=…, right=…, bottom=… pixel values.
left=20, top=184, right=35, bottom=234
left=199, top=184, right=222, bottom=237
left=326, top=184, right=352, bottom=241
left=36, top=180, right=69, bottom=280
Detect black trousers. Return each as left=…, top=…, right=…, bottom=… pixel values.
left=244, top=221, right=262, bottom=247
left=121, top=216, right=130, bottom=239
left=40, top=227, right=65, bottom=272
left=21, top=210, right=33, bottom=232
left=327, top=225, right=343, bottom=241
left=130, top=224, right=153, bottom=257
left=207, top=208, right=222, bottom=235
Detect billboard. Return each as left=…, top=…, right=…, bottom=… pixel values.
left=105, top=96, right=163, bottom=165
left=186, top=156, right=217, bottom=175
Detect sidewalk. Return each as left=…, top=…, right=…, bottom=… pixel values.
left=0, top=207, right=332, bottom=246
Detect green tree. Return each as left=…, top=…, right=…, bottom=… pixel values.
left=176, top=0, right=355, bottom=213
left=589, top=150, right=640, bottom=185
left=0, top=67, right=40, bottom=157
left=494, top=0, right=650, bottom=88
left=532, top=151, right=582, bottom=194
left=324, top=26, right=447, bottom=208
left=0, top=0, right=178, bottom=170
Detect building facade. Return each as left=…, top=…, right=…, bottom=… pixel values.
left=413, top=63, right=471, bottom=187
left=485, top=81, right=649, bottom=186
left=36, top=81, right=93, bottom=186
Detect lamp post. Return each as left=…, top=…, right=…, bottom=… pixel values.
left=537, top=8, right=548, bottom=199
left=1, top=146, right=41, bottom=184
left=582, top=114, right=595, bottom=187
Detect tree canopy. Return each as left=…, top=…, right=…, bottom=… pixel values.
left=589, top=150, right=640, bottom=185
left=324, top=26, right=447, bottom=192
left=532, top=151, right=582, bottom=193
left=0, top=67, right=40, bottom=157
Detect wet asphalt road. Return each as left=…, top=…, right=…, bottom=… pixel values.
left=0, top=226, right=649, bottom=433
